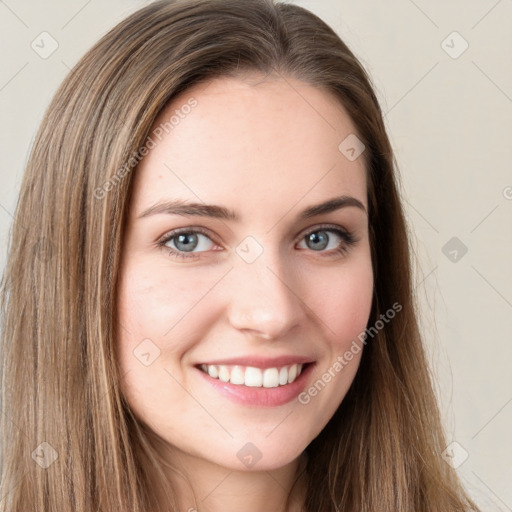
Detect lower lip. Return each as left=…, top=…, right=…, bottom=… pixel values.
left=196, top=363, right=315, bottom=407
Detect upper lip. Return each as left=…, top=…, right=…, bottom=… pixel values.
left=195, top=355, right=315, bottom=369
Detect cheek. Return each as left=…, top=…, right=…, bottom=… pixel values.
left=116, top=258, right=223, bottom=341
left=294, top=258, right=372, bottom=439
left=305, top=256, right=374, bottom=350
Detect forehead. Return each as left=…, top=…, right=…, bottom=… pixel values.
left=131, top=74, right=367, bottom=218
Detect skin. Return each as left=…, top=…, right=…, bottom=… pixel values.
left=116, top=73, right=374, bottom=512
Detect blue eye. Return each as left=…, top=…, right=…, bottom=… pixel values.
left=298, top=225, right=357, bottom=256
left=158, top=228, right=216, bottom=259
left=157, top=224, right=357, bottom=260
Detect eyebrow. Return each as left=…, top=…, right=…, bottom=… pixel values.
left=137, top=195, right=367, bottom=222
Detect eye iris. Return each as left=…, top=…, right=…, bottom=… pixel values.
left=307, top=231, right=328, bottom=251
left=175, top=233, right=198, bottom=252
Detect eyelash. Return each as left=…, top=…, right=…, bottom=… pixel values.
left=157, top=224, right=358, bottom=261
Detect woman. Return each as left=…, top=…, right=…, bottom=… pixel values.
left=0, top=0, right=480, bottom=510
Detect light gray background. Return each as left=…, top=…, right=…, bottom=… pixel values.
left=1, top=0, right=511, bottom=509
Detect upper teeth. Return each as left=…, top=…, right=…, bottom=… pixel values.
left=200, top=363, right=304, bottom=388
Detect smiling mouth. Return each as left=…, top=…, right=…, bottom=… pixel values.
left=197, top=363, right=309, bottom=388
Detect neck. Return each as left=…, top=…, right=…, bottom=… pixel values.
left=155, top=444, right=308, bottom=512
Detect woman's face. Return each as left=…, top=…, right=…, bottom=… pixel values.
left=117, top=74, right=373, bottom=472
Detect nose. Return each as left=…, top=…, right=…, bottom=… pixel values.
left=225, top=250, right=303, bottom=341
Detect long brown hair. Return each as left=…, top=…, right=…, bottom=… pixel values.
left=0, top=0, right=480, bottom=510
